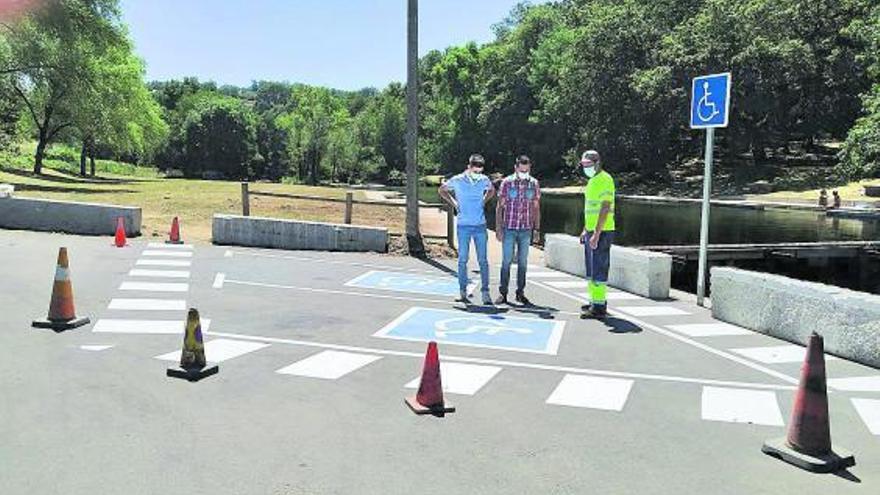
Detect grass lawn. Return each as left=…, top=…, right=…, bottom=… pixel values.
left=0, top=161, right=406, bottom=243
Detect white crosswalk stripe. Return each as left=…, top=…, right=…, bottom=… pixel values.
left=93, top=318, right=211, bottom=334
left=852, top=398, right=880, bottom=435
left=136, top=259, right=192, bottom=267
left=546, top=374, right=634, bottom=411
left=729, top=345, right=837, bottom=364
left=128, top=269, right=190, bottom=278
left=404, top=362, right=501, bottom=396
left=141, top=250, right=193, bottom=258
left=154, top=338, right=269, bottom=363
left=119, top=281, right=189, bottom=293
left=701, top=386, right=784, bottom=426
left=545, top=280, right=588, bottom=289
left=615, top=305, right=690, bottom=317
left=666, top=322, right=752, bottom=337
left=828, top=376, right=880, bottom=393
left=276, top=351, right=382, bottom=380
left=108, top=298, right=187, bottom=311
left=147, top=242, right=193, bottom=249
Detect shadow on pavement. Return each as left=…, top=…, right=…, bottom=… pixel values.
left=603, top=317, right=643, bottom=334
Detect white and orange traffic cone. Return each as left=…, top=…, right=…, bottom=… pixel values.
left=32, top=247, right=90, bottom=331
left=166, top=308, right=218, bottom=382
left=405, top=341, right=455, bottom=416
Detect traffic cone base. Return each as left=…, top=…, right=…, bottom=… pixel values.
left=166, top=363, right=219, bottom=382
left=165, top=239, right=184, bottom=245
left=32, top=316, right=90, bottom=332
left=405, top=396, right=455, bottom=416
left=762, top=437, right=855, bottom=473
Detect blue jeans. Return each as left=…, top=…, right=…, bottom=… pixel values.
left=457, top=224, right=489, bottom=295
left=584, top=231, right=614, bottom=283
left=500, top=228, right=532, bottom=296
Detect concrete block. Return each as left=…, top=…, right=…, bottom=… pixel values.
left=212, top=214, right=387, bottom=253
left=543, top=234, right=672, bottom=299
left=0, top=196, right=141, bottom=236
left=711, top=267, right=880, bottom=369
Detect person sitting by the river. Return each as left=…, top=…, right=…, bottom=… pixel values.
left=818, top=189, right=828, bottom=208
left=832, top=190, right=842, bottom=209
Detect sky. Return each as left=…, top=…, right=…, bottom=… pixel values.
left=120, top=0, right=541, bottom=91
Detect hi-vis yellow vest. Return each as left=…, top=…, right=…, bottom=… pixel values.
left=584, top=170, right=615, bottom=232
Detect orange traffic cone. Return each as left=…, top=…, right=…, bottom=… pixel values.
left=32, top=247, right=90, bottom=331
left=166, top=308, right=218, bottom=382
left=166, top=216, right=183, bottom=244
left=113, top=217, right=127, bottom=247
left=762, top=332, right=855, bottom=472
left=405, top=341, right=455, bottom=416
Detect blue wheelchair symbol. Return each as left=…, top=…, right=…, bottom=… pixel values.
left=374, top=307, right=565, bottom=355
left=690, top=72, right=731, bottom=129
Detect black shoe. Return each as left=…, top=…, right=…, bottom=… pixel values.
left=494, top=294, right=508, bottom=305
left=457, top=292, right=471, bottom=304
left=582, top=305, right=607, bottom=320
left=580, top=303, right=592, bottom=318
left=515, top=292, right=532, bottom=306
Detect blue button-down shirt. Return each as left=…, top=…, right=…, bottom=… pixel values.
left=444, top=172, right=494, bottom=227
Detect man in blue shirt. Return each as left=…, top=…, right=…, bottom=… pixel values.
left=439, top=154, right=496, bottom=305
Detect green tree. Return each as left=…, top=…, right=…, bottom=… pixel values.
left=177, top=92, right=257, bottom=179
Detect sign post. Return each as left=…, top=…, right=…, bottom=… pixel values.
left=690, top=72, right=731, bottom=307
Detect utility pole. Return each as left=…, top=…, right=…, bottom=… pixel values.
left=405, top=0, right=425, bottom=256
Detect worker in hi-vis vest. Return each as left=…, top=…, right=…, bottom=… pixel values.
left=579, top=150, right=615, bottom=320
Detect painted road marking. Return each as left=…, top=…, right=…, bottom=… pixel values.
left=701, top=386, right=784, bottom=426
left=108, top=298, right=187, bottom=311
left=208, top=330, right=796, bottom=391
left=141, top=250, right=193, bottom=258
left=852, top=398, right=880, bottom=435
left=828, top=376, right=880, bottom=393
left=213, top=273, right=226, bottom=289
left=147, top=242, right=193, bottom=249
left=136, top=259, right=192, bottom=267
left=374, top=307, right=565, bottom=355
left=545, top=280, right=588, bottom=289
left=93, top=318, right=211, bottom=334
left=345, top=270, right=473, bottom=297
left=276, top=351, right=382, bottom=380
left=79, top=345, right=114, bottom=352
left=666, top=322, right=752, bottom=337
left=155, top=338, right=269, bottom=363
left=730, top=345, right=837, bottom=364
left=119, top=282, right=189, bottom=293
left=229, top=249, right=441, bottom=275
left=546, top=374, right=634, bottom=412
left=224, top=250, right=233, bottom=258
left=128, top=269, right=190, bottom=278
left=404, top=362, right=502, bottom=395
left=615, top=306, right=691, bottom=317
left=526, top=271, right=573, bottom=279
left=606, top=292, right=645, bottom=301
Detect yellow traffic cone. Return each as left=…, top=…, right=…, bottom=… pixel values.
left=166, top=308, right=218, bottom=381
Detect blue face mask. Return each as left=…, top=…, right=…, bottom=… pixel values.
left=583, top=166, right=597, bottom=178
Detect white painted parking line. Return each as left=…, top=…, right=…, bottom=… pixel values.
left=701, top=386, right=784, bottom=426
left=405, top=362, right=502, bottom=396
left=224, top=250, right=233, bottom=258
left=136, top=259, right=192, bottom=267
left=128, top=269, right=190, bottom=278
left=527, top=271, right=573, bottom=279
left=119, top=282, right=189, bottom=293
left=666, top=322, right=752, bottom=337
left=852, top=398, right=880, bottom=435
left=213, top=273, right=226, bottom=289
left=154, top=338, right=269, bottom=363
left=141, top=250, right=193, bottom=258
left=829, top=376, right=880, bottom=393
left=108, top=298, right=187, bottom=311
left=545, top=280, right=588, bottom=289
left=729, top=345, right=837, bottom=364
left=546, top=374, right=634, bottom=412
left=93, top=318, right=211, bottom=334
left=276, top=351, right=382, bottom=380
left=79, top=345, right=113, bottom=352
left=615, top=305, right=691, bottom=317
left=147, top=242, right=193, bottom=249
left=605, top=292, right=644, bottom=301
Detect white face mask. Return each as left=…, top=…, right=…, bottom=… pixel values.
left=516, top=171, right=530, bottom=180
left=583, top=166, right=597, bottom=178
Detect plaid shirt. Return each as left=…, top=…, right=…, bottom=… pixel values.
left=498, top=174, right=541, bottom=230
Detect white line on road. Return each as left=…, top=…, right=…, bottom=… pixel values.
left=276, top=351, right=382, bottom=380
left=828, top=376, right=880, bottom=393
left=147, top=242, right=193, bottom=249
left=224, top=250, right=233, bottom=258
left=119, top=281, right=189, bottom=293
left=531, top=280, right=801, bottom=386
left=666, top=322, right=753, bottom=337
left=155, top=338, right=269, bottom=363
left=129, top=269, right=191, bottom=278
left=136, top=259, right=192, bottom=267
left=213, top=273, right=226, bottom=289
left=730, top=345, right=837, bottom=364
left=92, top=318, right=211, bottom=334
left=141, top=250, right=193, bottom=258
left=79, top=345, right=114, bottom=352
left=228, top=249, right=440, bottom=274
left=615, top=305, right=691, bottom=317
left=852, top=398, right=880, bottom=435
left=404, top=362, right=502, bottom=395
left=205, top=330, right=796, bottom=391
left=546, top=374, right=634, bottom=411
left=108, top=298, right=187, bottom=311
left=701, top=386, right=784, bottom=426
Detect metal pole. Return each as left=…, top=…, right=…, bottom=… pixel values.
left=241, top=182, right=250, bottom=217
left=696, top=127, right=714, bottom=306
left=344, top=191, right=353, bottom=224
left=404, top=0, right=424, bottom=255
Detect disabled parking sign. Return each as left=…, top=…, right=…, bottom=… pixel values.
left=690, top=72, right=731, bottom=129
left=374, top=307, right=565, bottom=355
left=346, top=270, right=474, bottom=297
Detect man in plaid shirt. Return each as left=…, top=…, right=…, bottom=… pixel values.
left=495, top=155, right=541, bottom=305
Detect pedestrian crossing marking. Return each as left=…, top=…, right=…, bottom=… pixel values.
left=666, top=322, right=752, bottom=337
left=851, top=398, right=880, bottom=435
left=828, top=376, right=880, bottom=393
left=119, top=281, right=189, bottom=293
left=546, top=374, right=634, bottom=412
left=154, top=338, right=269, bottom=363
left=79, top=345, right=113, bottom=352
left=129, top=269, right=191, bottom=278
left=93, top=318, right=211, bottom=335
left=605, top=292, right=644, bottom=301
left=276, top=351, right=382, bottom=380
left=730, top=345, right=837, bottom=364
left=108, top=298, right=187, bottom=311
left=147, top=242, right=193, bottom=249
left=615, top=305, right=690, bottom=317
left=545, top=280, right=588, bottom=289
left=701, top=386, right=784, bottom=426
left=404, top=362, right=502, bottom=396
left=136, top=259, right=192, bottom=267
left=141, top=250, right=193, bottom=258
